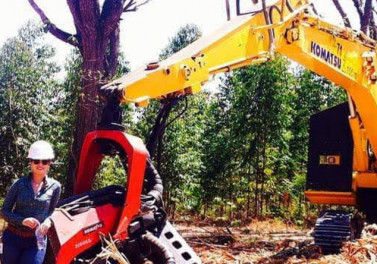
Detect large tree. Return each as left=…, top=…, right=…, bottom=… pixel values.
left=27, top=0, right=150, bottom=194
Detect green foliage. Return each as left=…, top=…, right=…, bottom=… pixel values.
left=135, top=24, right=204, bottom=215
left=199, top=56, right=294, bottom=217
left=0, top=21, right=348, bottom=223
left=136, top=94, right=210, bottom=215
left=159, top=24, right=202, bottom=60
left=0, top=22, right=132, bottom=195
left=93, top=156, right=127, bottom=189
left=138, top=22, right=346, bottom=220
left=0, top=21, right=67, bottom=194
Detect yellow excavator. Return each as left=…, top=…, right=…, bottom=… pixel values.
left=46, top=0, right=377, bottom=262
left=99, top=0, right=377, bottom=252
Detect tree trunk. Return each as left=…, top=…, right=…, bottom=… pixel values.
left=65, top=37, right=106, bottom=195
left=27, top=0, right=152, bottom=196
left=246, top=165, right=252, bottom=219
left=265, top=194, right=269, bottom=215
left=228, top=190, right=233, bottom=220
left=259, top=141, right=267, bottom=216
left=254, top=178, right=258, bottom=217
left=203, top=203, right=207, bottom=220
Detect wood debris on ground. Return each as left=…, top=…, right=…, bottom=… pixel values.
left=178, top=221, right=377, bottom=264
left=340, top=224, right=377, bottom=264
left=177, top=219, right=314, bottom=263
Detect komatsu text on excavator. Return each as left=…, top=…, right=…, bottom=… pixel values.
left=44, top=0, right=377, bottom=262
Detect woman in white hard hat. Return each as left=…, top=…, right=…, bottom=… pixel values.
left=1, top=140, right=61, bottom=264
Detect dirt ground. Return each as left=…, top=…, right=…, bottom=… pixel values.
left=1, top=218, right=376, bottom=263
left=176, top=219, right=316, bottom=264
left=176, top=219, right=377, bottom=264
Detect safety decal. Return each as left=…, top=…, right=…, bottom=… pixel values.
left=319, top=155, right=341, bottom=165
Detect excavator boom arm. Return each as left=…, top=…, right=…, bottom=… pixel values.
left=102, top=0, right=377, bottom=160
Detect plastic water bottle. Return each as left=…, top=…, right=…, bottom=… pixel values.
left=35, top=225, right=46, bottom=250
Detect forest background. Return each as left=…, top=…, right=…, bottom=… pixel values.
left=8, top=0, right=377, bottom=228
left=0, top=19, right=348, bottom=226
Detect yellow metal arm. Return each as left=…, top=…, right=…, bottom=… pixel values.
left=103, top=0, right=377, bottom=158
left=102, top=0, right=309, bottom=105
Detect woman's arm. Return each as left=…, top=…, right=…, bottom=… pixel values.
left=48, top=182, right=61, bottom=217
left=40, top=182, right=61, bottom=234
left=1, top=180, right=25, bottom=226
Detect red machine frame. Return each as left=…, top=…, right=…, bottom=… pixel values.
left=74, top=130, right=148, bottom=239
left=50, top=130, right=148, bottom=264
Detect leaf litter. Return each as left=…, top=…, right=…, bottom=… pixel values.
left=176, top=220, right=377, bottom=264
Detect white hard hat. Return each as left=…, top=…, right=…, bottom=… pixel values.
left=27, top=140, right=55, bottom=160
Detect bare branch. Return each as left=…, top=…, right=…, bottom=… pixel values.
left=134, top=0, right=151, bottom=9
left=369, top=9, right=377, bottom=39
left=123, top=7, right=137, bottom=12
left=332, top=0, right=351, bottom=27
left=67, top=0, right=83, bottom=34
left=45, top=24, right=80, bottom=47
left=123, top=0, right=136, bottom=12
left=28, top=0, right=48, bottom=23
left=361, top=0, right=373, bottom=33
left=123, top=0, right=151, bottom=12
left=352, top=0, right=365, bottom=21
left=28, top=0, right=78, bottom=47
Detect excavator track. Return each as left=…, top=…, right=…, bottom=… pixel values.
left=313, top=211, right=353, bottom=253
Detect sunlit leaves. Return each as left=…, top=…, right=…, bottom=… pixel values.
left=0, top=22, right=64, bottom=194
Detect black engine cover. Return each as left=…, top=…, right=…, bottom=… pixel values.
left=306, top=102, right=353, bottom=192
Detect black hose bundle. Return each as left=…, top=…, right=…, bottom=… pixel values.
left=143, top=231, right=176, bottom=264
left=144, top=158, right=164, bottom=206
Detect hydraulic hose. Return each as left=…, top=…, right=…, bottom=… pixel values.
left=144, top=158, right=164, bottom=206
left=143, top=231, right=176, bottom=264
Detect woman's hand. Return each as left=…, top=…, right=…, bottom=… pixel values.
left=40, top=218, right=52, bottom=235
left=22, top=217, right=40, bottom=229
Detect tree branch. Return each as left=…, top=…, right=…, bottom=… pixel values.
left=45, top=24, right=80, bottom=47
left=102, top=0, right=124, bottom=37
left=352, top=0, right=365, bottom=21
left=101, top=0, right=152, bottom=49
left=373, top=6, right=377, bottom=16
left=361, top=0, right=373, bottom=33
left=67, top=0, right=84, bottom=34
left=369, top=9, right=377, bottom=40
left=123, top=0, right=136, bottom=12
left=28, top=0, right=78, bottom=47
left=28, top=0, right=49, bottom=23
left=332, top=0, right=351, bottom=27
left=123, top=0, right=151, bottom=12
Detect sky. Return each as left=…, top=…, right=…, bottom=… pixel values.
left=0, top=0, right=358, bottom=71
